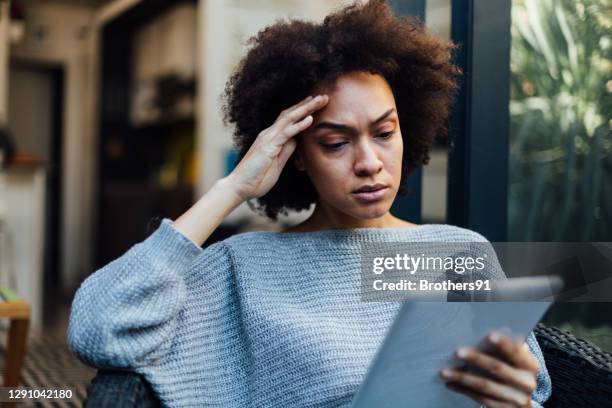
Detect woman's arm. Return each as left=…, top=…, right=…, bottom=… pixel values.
left=67, top=219, right=212, bottom=368
left=68, top=94, right=329, bottom=369
left=172, top=178, right=243, bottom=247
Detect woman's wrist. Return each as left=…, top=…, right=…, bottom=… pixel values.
left=172, top=177, right=245, bottom=247
left=214, top=175, right=247, bottom=206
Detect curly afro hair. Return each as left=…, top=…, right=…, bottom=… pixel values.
left=222, top=0, right=462, bottom=220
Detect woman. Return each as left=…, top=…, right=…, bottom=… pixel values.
left=69, top=1, right=551, bottom=407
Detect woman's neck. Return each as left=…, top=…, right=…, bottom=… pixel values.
left=284, top=204, right=418, bottom=233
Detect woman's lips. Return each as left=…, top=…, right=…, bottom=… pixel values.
left=351, top=186, right=389, bottom=203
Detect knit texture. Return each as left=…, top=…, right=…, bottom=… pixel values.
left=68, top=219, right=551, bottom=407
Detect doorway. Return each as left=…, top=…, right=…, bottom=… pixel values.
left=8, top=61, right=64, bottom=330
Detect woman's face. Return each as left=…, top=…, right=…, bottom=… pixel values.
left=295, top=71, right=403, bottom=223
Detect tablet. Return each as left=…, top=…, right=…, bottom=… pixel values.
left=350, top=277, right=561, bottom=407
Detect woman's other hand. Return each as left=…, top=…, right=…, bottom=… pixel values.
left=225, top=94, right=329, bottom=201
left=439, top=332, right=539, bottom=408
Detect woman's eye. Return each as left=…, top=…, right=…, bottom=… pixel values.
left=376, top=131, right=394, bottom=140
left=320, top=142, right=347, bottom=150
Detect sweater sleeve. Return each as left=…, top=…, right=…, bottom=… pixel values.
left=526, top=331, right=552, bottom=407
left=67, top=218, right=227, bottom=370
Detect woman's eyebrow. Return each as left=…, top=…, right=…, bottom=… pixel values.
left=311, top=108, right=396, bottom=134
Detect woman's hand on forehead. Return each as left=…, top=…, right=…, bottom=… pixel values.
left=224, top=94, right=329, bottom=201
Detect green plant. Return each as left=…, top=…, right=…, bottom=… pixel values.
left=558, top=322, right=612, bottom=352
left=509, top=0, right=611, bottom=241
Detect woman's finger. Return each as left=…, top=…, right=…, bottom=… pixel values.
left=455, top=347, right=537, bottom=394
left=275, top=94, right=328, bottom=131
left=445, top=382, right=514, bottom=408
left=440, top=368, right=530, bottom=406
left=281, top=95, right=314, bottom=116
left=488, top=333, right=540, bottom=373
left=284, top=115, right=314, bottom=138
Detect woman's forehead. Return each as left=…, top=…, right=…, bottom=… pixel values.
left=312, top=71, right=393, bottom=97
left=311, top=76, right=397, bottom=126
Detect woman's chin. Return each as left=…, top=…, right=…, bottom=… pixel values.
left=349, top=203, right=391, bottom=220
left=346, top=190, right=396, bottom=220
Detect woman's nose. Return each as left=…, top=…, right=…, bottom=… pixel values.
left=353, top=139, right=383, bottom=176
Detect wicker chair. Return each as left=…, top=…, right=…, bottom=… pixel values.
left=533, top=324, right=612, bottom=407
left=85, top=324, right=612, bottom=407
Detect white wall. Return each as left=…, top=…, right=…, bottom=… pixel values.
left=5, top=66, right=55, bottom=331
left=426, top=0, right=451, bottom=40
left=423, top=0, right=451, bottom=223
left=10, top=1, right=97, bottom=293
left=0, top=168, right=46, bottom=331
left=0, top=1, right=10, bottom=124
left=8, top=67, right=54, bottom=165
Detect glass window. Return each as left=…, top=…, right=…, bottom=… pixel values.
left=509, top=0, right=611, bottom=242
left=510, top=0, right=612, bottom=352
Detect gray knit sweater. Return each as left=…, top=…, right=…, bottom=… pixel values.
left=68, top=219, right=551, bottom=407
